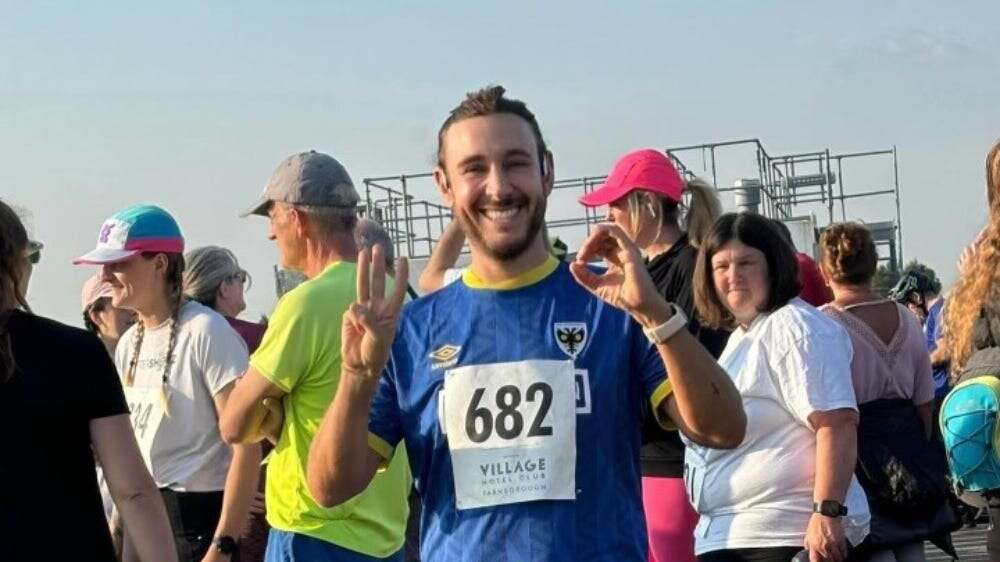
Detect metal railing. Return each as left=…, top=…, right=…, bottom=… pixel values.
left=358, top=138, right=904, bottom=269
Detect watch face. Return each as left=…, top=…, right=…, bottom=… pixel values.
left=215, top=536, right=238, bottom=554
left=818, top=501, right=846, bottom=517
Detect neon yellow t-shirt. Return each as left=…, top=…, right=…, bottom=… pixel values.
left=251, top=261, right=411, bottom=557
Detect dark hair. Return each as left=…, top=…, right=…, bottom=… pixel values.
left=694, top=212, right=802, bottom=329
left=771, top=219, right=794, bottom=249
left=0, top=199, right=31, bottom=382
left=436, top=85, right=549, bottom=169
left=819, top=222, right=878, bottom=285
left=83, top=296, right=115, bottom=335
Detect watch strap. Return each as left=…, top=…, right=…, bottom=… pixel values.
left=813, top=500, right=848, bottom=517
left=643, top=305, right=688, bottom=345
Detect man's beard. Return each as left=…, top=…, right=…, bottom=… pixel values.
left=458, top=196, right=547, bottom=263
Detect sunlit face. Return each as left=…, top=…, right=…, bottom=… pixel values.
left=100, top=254, right=165, bottom=312
left=268, top=202, right=303, bottom=271
left=710, top=240, right=771, bottom=327
left=435, top=114, right=551, bottom=262
left=605, top=195, right=656, bottom=248
left=216, top=270, right=247, bottom=317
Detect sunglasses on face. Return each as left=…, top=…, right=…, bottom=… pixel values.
left=227, top=269, right=251, bottom=290
left=25, top=242, right=42, bottom=265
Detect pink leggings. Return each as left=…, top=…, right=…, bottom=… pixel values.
left=642, top=476, right=699, bottom=562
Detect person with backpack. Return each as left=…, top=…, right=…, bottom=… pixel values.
left=937, top=138, right=1000, bottom=560
left=819, top=222, right=955, bottom=561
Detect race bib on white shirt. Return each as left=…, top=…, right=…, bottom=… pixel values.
left=684, top=453, right=706, bottom=511
left=122, top=385, right=166, bottom=470
left=443, top=359, right=577, bottom=510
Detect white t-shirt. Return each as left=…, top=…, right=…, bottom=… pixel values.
left=115, top=300, right=248, bottom=491
left=683, top=298, right=870, bottom=554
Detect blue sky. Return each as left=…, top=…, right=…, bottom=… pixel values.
left=4, top=1, right=999, bottom=324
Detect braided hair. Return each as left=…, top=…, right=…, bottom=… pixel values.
left=0, top=199, right=31, bottom=383
left=124, top=252, right=186, bottom=416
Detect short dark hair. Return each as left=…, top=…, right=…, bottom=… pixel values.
left=694, top=213, right=803, bottom=329
left=436, top=85, right=549, bottom=168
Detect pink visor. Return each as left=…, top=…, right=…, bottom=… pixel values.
left=579, top=149, right=684, bottom=207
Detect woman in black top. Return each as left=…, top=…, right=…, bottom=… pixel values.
left=579, top=149, right=729, bottom=562
left=0, top=199, right=175, bottom=562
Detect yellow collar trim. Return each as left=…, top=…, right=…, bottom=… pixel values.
left=462, top=255, right=559, bottom=291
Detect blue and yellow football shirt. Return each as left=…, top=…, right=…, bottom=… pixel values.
left=368, top=256, right=670, bottom=561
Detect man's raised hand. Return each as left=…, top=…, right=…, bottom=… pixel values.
left=341, top=244, right=409, bottom=382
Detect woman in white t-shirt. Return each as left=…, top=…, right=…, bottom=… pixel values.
left=74, top=204, right=261, bottom=562
left=689, top=213, right=870, bottom=562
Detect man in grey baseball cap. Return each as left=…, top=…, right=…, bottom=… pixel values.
left=240, top=150, right=361, bottom=218
left=222, top=150, right=412, bottom=560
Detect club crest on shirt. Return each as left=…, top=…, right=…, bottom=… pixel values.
left=429, top=344, right=461, bottom=370
left=554, top=322, right=588, bottom=359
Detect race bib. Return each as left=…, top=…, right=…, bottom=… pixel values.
left=122, top=385, right=166, bottom=470
left=443, top=359, right=577, bottom=510
left=683, top=453, right=706, bottom=511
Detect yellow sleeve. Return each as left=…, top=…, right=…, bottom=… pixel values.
left=649, top=379, right=677, bottom=430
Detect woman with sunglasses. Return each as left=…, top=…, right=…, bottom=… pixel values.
left=0, top=199, right=176, bottom=562
left=184, top=245, right=269, bottom=562
left=184, top=246, right=266, bottom=352
left=74, top=205, right=261, bottom=562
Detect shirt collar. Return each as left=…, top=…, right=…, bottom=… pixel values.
left=462, top=255, right=560, bottom=291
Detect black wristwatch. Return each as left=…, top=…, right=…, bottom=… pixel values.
left=813, top=500, right=848, bottom=517
left=213, top=535, right=238, bottom=555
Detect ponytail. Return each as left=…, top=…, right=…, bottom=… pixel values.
left=681, top=177, right=722, bottom=249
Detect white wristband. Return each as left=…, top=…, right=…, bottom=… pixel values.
left=643, top=305, right=688, bottom=345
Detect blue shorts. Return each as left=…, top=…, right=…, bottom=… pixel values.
left=264, top=529, right=404, bottom=562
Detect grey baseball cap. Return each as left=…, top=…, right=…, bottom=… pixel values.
left=241, top=150, right=361, bottom=217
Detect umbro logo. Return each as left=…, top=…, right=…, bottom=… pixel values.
left=430, top=345, right=461, bottom=370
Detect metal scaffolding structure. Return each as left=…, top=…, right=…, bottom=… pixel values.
left=662, top=139, right=903, bottom=269
left=357, top=137, right=904, bottom=271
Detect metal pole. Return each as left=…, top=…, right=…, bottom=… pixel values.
left=400, top=175, right=414, bottom=258
left=825, top=149, right=834, bottom=224
left=711, top=146, right=718, bottom=188
left=892, top=146, right=903, bottom=268
left=837, top=157, right=846, bottom=220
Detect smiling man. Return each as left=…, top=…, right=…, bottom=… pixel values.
left=306, top=86, right=746, bottom=562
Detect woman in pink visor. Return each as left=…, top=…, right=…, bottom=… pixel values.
left=580, top=149, right=727, bottom=562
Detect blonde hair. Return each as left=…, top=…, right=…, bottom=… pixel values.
left=623, top=176, right=721, bottom=249
left=942, top=139, right=1000, bottom=373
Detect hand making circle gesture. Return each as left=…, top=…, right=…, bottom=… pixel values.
left=569, top=223, right=672, bottom=328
